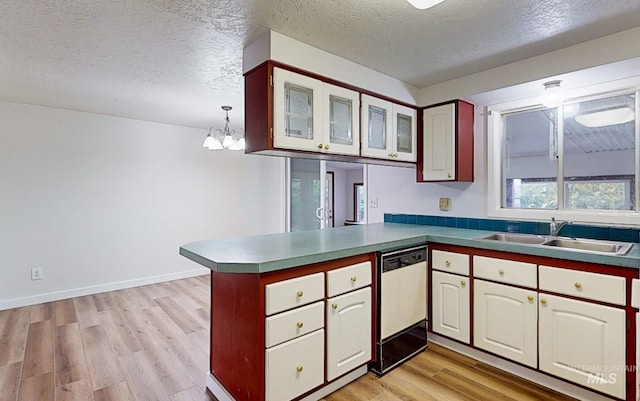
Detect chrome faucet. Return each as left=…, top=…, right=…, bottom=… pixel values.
left=550, top=217, right=571, bottom=237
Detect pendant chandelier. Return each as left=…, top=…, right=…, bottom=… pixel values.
left=202, top=106, right=245, bottom=150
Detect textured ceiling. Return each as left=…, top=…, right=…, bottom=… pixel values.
left=1, top=0, right=640, bottom=129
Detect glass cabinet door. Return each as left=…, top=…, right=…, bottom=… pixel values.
left=361, top=94, right=394, bottom=159
left=329, top=95, right=352, bottom=145
left=393, top=104, right=417, bottom=162
left=368, top=105, right=388, bottom=150
left=273, top=68, right=323, bottom=152
left=284, top=82, right=314, bottom=140
left=323, top=83, right=360, bottom=156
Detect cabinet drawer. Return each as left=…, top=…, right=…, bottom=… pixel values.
left=266, top=273, right=325, bottom=316
left=539, top=266, right=625, bottom=306
left=265, top=301, right=324, bottom=348
left=265, top=329, right=324, bottom=401
left=473, top=256, right=536, bottom=288
left=327, top=261, right=372, bottom=297
left=432, top=250, right=469, bottom=275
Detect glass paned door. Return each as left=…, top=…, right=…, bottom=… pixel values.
left=285, top=82, right=314, bottom=140
left=329, top=95, right=353, bottom=145
left=289, top=159, right=327, bottom=232
left=396, top=113, right=413, bottom=154
left=368, top=105, right=387, bottom=150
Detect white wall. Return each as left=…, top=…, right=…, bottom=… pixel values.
left=0, top=101, right=285, bottom=309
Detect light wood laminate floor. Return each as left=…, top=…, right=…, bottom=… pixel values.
left=0, top=275, right=578, bottom=401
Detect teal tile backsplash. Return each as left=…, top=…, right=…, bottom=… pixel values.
left=384, top=214, right=640, bottom=243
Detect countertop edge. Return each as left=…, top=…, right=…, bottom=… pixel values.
left=179, top=224, right=640, bottom=273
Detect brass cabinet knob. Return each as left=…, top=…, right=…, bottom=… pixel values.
left=498, top=269, right=505, bottom=275
left=350, top=276, right=357, bottom=282
left=527, top=295, right=534, bottom=302
left=447, top=173, right=452, bottom=178
left=574, top=282, right=582, bottom=289
left=296, top=365, right=303, bottom=373
left=332, top=303, right=338, bottom=310
left=318, top=143, right=323, bottom=149
left=445, top=260, right=451, bottom=267
left=296, top=291, right=304, bottom=297
left=540, top=298, right=547, bottom=305
left=460, top=280, right=466, bottom=287
left=296, top=321, right=304, bottom=329
left=324, top=144, right=330, bottom=150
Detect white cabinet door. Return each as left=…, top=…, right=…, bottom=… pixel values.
left=539, top=293, right=626, bottom=399
left=393, top=103, right=417, bottom=162
left=473, top=280, right=537, bottom=368
left=422, top=103, right=455, bottom=181
left=265, top=329, right=324, bottom=401
left=323, top=83, right=360, bottom=156
left=362, top=94, right=417, bottom=162
left=361, top=94, right=393, bottom=159
left=431, top=270, right=470, bottom=344
left=326, top=287, right=372, bottom=381
left=273, top=67, right=324, bottom=152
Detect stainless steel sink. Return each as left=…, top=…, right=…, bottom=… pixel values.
left=476, top=233, right=633, bottom=256
left=479, top=233, right=547, bottom=245
left=542, top=237, right=633, bottom=255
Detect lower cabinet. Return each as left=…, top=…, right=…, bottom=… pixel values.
left=432, top=270, right=470, bottom=344
left=266, top=329, right=325, bottom=401
left=473, top=279, right=537, bottom=368
left=538, top=293, right=626, bottom=399
left=326, top=287, right=372, bottom=381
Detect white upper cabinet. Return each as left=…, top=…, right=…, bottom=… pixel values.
left=273, top=67, right=360, bottom=156
left=361, top=94, right=417, bottom=162
left=420, top=100, right=474, bottom=182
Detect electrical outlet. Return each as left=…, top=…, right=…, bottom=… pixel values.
left=31, top=267, right=43, bottom=281
left=368, top=197, right=378, bottom=208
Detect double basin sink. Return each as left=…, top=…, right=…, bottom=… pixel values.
left=477, top=233, right=633, bottom=256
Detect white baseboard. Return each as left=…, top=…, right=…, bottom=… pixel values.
left=429, top=334, right=614, bottom=401
left=206, top=365, right=368, bottom=401
left=0, top=268, right=208, bottom=311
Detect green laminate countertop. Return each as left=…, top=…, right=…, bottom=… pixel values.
left=179, top=223, right=640, bottom=273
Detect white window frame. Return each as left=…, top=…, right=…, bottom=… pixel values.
left=487, top=79, right=640, bottom=226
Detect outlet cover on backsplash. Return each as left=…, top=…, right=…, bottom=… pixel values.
left=439, top=198, right=451, bottom=211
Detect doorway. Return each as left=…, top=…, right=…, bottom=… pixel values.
left=286, top=158, right=365, bottom=232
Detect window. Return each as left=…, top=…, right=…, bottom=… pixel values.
left=489, top=87, right=639, bottom=225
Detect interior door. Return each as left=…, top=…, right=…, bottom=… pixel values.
left=289, top=159, right=327, bottom=231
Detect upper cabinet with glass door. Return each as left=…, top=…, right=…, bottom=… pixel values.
left=361, top=94, right=417, bottom=162
left=273, top=67, right=360, bottom=156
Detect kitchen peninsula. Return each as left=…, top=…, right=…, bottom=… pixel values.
left=180, top=222, right=640, bottom=401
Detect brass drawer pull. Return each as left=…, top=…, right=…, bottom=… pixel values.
left=445, top=260, right=451, bottom=267
left=296, top=291, right=304, bottom=297
left=574, top=282, right=582, bottom=289
left=460, top=280, right=466, bottom=287
left=317, top=143, right=323, bottom=149
left=498, top=269, right=505, bottom=275
left=351, top=276, right=357, bottom=283
left=527, top=295, right=534, bottom=302
left=296, top=365, right=303, bottom=373
left=540, top=298, right=547, bottom=305
left=296, top=321, right=304, bottom=329
left=332, top=303, right=338, bottom=310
